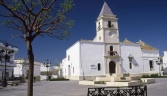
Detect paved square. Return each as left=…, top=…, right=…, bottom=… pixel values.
left=0, top=78, right=167, bottom=96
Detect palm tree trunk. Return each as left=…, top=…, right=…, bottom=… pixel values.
left=26, top=40, right=34, bottom=96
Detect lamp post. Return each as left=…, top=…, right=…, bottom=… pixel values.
left=0, top=42, right=14, bottom=87
left=44, top=59, right=51, bottom=81
left=156, top=57, right=163, bottom=76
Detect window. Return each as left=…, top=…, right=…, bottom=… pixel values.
left=68, top=55, right=70, bottom=61
left=110, top=46, right=113, bottom=56
left=73, top=67, right=74, bottom=73
left=99, top=37, right=101, bottom=40
left=149, top=60, right=153, bottom=71
left=108, top=21, right=112, bottom=28
left=98, top=63, right=101, bottom=71
left=98, top=22, right=101, bottom=30
left=129, top=62, right=132, bottom=69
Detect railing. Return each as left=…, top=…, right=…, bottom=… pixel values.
left=87, top=85, right=147, bottom=96
left=108, top=51, right=118, bottom=56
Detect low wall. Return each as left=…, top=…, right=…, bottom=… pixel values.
left=79, top=81, right=94, bottom=86
left=63, top=75, right=105, bottom=81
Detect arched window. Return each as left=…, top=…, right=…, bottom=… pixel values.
left=149, top=60, right=153, bottom=71
left=108, top=21, right=112, bottom=28
left=68, top=55, right=70, bottom=61
left=98, top=22, right=101, bottom=30
left=110, top=46, right=113, bottom=56
left=98, top=63, right=101, bottom=71
left=129, top=62, right=132, bottom=69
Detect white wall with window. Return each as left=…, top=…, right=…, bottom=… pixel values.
left=80, top=42, right=104, bottom=76
left=141, top=50, right=159, bottom=74
left=14, top=59, right=41, bottom=81
left=62, top=42, right=80, bottom=80
left=120, top=44, right=143, bottom=73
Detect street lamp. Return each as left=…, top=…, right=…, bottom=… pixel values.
left=0, top=42, right=14, bottom=87
left=128, top=54, right=133, bottom=63
left=156, top=57, right=163, bottom=76
left=44, top=59, right=51, bottom=81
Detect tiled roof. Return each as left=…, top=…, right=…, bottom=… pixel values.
left=99, top=2, right=114, bottom=16
left=122, top=39, right=158, bottom=51
left=136, top=40, right=158, bottom=51
left=122, top=38, right=134, bottom=44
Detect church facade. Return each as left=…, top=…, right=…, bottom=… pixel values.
left=61, top=2, right=160, bottom=80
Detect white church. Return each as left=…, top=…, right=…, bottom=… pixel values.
left=61, top=2, right=160, bottom=80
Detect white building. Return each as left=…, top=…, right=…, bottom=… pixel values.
left=163, top=51, right=167, bottom=74
left=61, top=2, right=160, bottom=80
left=0, top=40, right=18, bottom=81
left=40, top=64, right=63, bottom=80
left=14, top=58, right=42, bottom=81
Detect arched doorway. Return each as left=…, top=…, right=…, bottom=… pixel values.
left=109, top=61, right=116, bottom=74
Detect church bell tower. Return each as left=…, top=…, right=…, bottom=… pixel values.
left=96, top=2, right=121, bottom=74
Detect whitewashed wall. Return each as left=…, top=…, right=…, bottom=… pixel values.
left=142, top=50, right=159, bottom=73
left=63, top=42, right=80, bottom=77
left=80, top=42, right=104, bottom=76
left=163, top=51, right=167, bottom=74
left=40, top=66, right=53, bottom=71
left=120, top=44, right=143, bottom=73
left=14, top=60, right=41, bottom=77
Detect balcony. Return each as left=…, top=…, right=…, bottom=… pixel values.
left=104, top=51, right=120, bottom=58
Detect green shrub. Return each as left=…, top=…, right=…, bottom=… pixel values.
left=95, top=81, right=105, bottom=84
left=49, top=77, right=69, bottom=81
left=141, top=75, right=149, bottom=78
left=150, top=74, right=158, bottom=77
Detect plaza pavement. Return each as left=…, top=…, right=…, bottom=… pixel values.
left=0, top=78, right=167, bottom=96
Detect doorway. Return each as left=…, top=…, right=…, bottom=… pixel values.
left=109, top=61, right=116, bottom=74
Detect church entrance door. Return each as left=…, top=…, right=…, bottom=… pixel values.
left=109, top=61, right=116, bottom=74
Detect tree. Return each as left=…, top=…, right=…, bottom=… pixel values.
left=0, top=0, right=74, bottom=96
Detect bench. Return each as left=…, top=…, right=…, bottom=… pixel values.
left=7, top=80, right=20, bottom=86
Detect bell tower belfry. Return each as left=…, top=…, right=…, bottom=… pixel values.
left=96, top=2, right=119, bottom=43
left=96, top=2, right=121, bottom=74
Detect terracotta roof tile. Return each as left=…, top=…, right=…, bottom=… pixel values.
left=136, top=40, right=158, bottom=51
left=122, top=38, right=134, bottom=44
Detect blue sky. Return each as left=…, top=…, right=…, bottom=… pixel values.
left=0, top=0, right=167, bottom=65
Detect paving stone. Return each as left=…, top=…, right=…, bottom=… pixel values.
left=0, top=78, right=166, bottom=96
